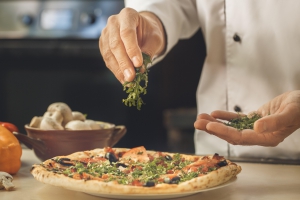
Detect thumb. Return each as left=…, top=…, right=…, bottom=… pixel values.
left=139, top=12, right=166, bottom=59
left=254, top=112, right=292, bottom=133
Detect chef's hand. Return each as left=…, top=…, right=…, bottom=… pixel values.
left=194, top=90, right=300, bottom=146
left=99, top=8, right=166, bottom=84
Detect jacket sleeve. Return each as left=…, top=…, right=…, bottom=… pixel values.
left=125, top=0, right=200, bottom=62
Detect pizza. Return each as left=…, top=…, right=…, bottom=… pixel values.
left=30, top=146, right=241, bottom=195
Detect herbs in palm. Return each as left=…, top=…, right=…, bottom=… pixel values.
left=122, top=53, right=152, bottom=110
left=224, top=113, right=262, bottom=130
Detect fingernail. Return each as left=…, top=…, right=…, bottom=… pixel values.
left=123, top=69, right=131, bottom=82
left=131, top=56, right=141, bottom=67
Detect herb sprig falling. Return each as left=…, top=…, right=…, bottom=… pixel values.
left=224, top=113, right=262, bottom=130
left=122, top=53, right=152, bottom=110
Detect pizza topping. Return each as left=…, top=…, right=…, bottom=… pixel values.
left=115, top=163, right=128, bottom=168
left=217, top=160, right=228, bottom=167
left=39, top=147, right=231, bottom=187
left=144, top=180, right=155, bottom=187
left=79, top=156, right=106, bottom=164
left=120, top=146, right=150, bottom=163
left=165, top=155, right=173, bottom=161
left=105, top=152, right=118, bottom=163
left=55, top=158, right=74, bottom=167
left=163, top=175, right=181, bottom=184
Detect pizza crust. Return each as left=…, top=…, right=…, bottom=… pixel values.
left=31, top=148, right=241, bottom=194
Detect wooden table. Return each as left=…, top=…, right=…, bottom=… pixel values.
left=1, top=149, right=300, bottom=200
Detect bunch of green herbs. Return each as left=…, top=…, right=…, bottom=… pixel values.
left=122, top=53, right=152, bottom=110
left=224, top=113, right=262, bottom=130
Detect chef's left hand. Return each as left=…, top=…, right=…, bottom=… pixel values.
left=194, top=90, right=300, bottom=146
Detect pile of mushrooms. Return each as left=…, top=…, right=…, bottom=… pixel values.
left=29, top=102, right=105, bottom=130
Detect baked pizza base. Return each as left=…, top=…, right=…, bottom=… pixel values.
left=31, top=148, right=241, bottom=195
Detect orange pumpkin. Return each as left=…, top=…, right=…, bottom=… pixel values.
left=0, top=125, right=22, bottom=175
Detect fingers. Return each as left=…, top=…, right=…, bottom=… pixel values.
left=138, top=12, right=166, bottom=58
left=206, top=122, right=243, bottom=145
left=99, top=8, right=141, bottom=84
left=195, top=111, right=289, bottom=146
left=119, top=8, right=143, bottom=67
left=194, top=114, right=212, bottom=132
left=194, top=113, right=221, bottom=133
left=99, top=33, right=125, bottom=83
left=211, top=110, right=246, bottom=121
left=109, top=18, right=137, bottom=82
left=206, top=122, right=281, bottom=146
left=99, top=8, right=166, bottom=85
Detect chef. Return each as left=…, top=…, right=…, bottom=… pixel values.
left=99, top=0, right=300, bottom=159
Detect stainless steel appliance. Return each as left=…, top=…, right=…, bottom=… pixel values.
left=0, top=0, right=123, bottom=39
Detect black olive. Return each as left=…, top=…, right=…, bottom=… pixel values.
left=55, top=158, right=74, bottom=166
left=144, top=181, right=155, bottom=187
left=164, top=176, right=180, bottom=184
left=165, top=155, right=172, bottom=161
left=105, top=152, right=118, bottom=163
left=217, top=160, right=228, bottom=167
left=116, top=163, right=127, bottom=168
left=170, top=176, right=180, bottom=184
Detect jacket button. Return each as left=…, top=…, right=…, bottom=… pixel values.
left=233, top=33, right=241, bottom=42
left=234, top=105, right=242, bottom=112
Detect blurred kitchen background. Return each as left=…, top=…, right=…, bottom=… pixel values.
left=0, top=0, right=206, bottom=153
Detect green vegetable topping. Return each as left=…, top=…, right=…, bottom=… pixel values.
left=48, top=152, right=224, bottom=186
left=224, top=113, right=262, bottom=130
left=122, top=53, right=152, bottom=110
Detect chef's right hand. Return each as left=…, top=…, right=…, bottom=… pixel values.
left=99, top=8, right=166, bottom=84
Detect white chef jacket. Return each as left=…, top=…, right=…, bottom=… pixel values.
left=125, top=0, right=300, bottom=160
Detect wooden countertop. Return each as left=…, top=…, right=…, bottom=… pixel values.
left=1, top=149, right=300, bottom=200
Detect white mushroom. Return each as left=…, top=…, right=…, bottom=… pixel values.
left=47, top=102, right=73, bottom=126
left=65, top=120, right=92, bottom=130
left=72, top=111, right=86, bottom=121
left=0, top=172, right=15, bottom=191
left=84, top=119, right=102, bottom=130
left=29, top=116, right=43, bottom=128
left=39, top=117, right=64, bottom=130
left=29, top=102, right=105, bottom=131
left=43, top=111, right=64, bottom=124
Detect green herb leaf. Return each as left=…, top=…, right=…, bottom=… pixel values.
left=122, top=53, right=152, bottom=110
left=224, top=112, right=261, bottom=130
